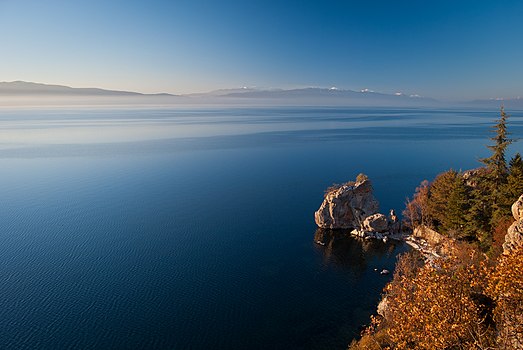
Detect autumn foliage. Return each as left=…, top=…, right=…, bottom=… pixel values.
left=350, top=109, right=523, bottom=349
left=402, top=109, right=523, bottom=253
left=349, top=246, right=523, bottom=349
left=386, top=251, right=493, bottom=349
left=487, top=246, right=523, bottom=348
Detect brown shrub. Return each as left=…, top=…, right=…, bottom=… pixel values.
left=383, top=253, right=494, bottom=349
left=487, top=246, right=523, bottom=349
left=490, top=216, right=513, bottom=258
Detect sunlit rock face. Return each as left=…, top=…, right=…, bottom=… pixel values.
left=503, top=194, right=523, bottom=255
left=413, top=225, right=445, bottom=246
left=362, top=213, right=389, bottom=233
left=314, top=179, right=379, bottom=229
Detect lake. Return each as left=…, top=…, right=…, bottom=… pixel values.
left=0, top=106, right=521, bottom=349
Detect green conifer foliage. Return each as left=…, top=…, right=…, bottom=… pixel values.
left=507, top=153, right=523, bottom=199
left=443, top=174, right=469, bottom=238
left=480, top=106, right=512, bottom=186
left=480, top=107, right=513, bottom=227
left=428, top=170, right=471, bottom=237
left=428, top=170, right=460, bottom=232
left=464, top=186, right=492, bottom=246
left=492, top=153, right=523, bottom=229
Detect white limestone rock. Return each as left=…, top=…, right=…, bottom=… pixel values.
left=362, top=213, right=389, bottom=233
left=315, top=179, right=379, bottom=229
left=503, top=194, right=523, bottom=255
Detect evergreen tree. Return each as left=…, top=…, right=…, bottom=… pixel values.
left=428, top=170, right=460, bottom=232
left=480, top=106, right=513, bottom=226
left=464, top=182, right=492, bottom=247
left=480, top=106, right=512, bottom=187
left=427, top=170, right=471, bottom=237
left=442, top=174, right=469, bottom=238
left=493, top=153, right=523, bottom=227
left=507, top=153, right=523, bottom=199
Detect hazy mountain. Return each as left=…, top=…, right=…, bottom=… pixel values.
left=466, top=97, right=523, bottom=109
left=185, top=87, right=263, bottom=97
left=208, top=87, right=440, bottom=106
left=0, top=81, right=176, bottom=97
left=0, top=81, right=445, bottom=107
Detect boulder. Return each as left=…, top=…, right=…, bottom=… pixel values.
left=315, top=179, right=379, bottom=229
left=413, top=225, right=445, bottom=247
left=512, top=194, right=523, bottom=223
left=377, top=296, right=388, bottom=318
left=362, top=213, right=389, bottom=233
left=503, top=194, right=523, bottom=255
left=503, top=221, right=523, bottom=254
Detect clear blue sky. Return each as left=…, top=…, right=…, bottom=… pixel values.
left=1, top=0, right=522, bottom=99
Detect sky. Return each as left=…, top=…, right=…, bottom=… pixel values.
left=1, top=0, right=522, bottom=100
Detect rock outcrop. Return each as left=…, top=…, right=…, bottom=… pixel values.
left=315, top=179, right=379, bottom=229
left=406, top=225, right=449, bottom=259
left=315, top=177, right=403, bottom=241
left=377, top=296, right=388, bottom=318
left=362, top=213, right=389, bottom=233
left=413, top=225, right=445, bottom=246
left=388, top=209, right=401, bottom=234
left=503, top=194, right=523, bottom=255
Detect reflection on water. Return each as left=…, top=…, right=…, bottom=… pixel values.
left=0, top=106, right=520, bottom=349
left=1, top=107, right=522, bottom=159
left=313, top=229, right=404, bottom=274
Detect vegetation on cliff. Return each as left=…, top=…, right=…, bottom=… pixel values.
left=350, top=246, right=523, bottom=349
left=403, top=107, right=523, bottom=255
left=349, top=108, right=523, bottom=349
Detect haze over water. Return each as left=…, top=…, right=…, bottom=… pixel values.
left=0, top=106, right=522, bottom=349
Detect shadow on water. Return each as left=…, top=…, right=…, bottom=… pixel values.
left=302, top=229, right=408, bottom=349
left=313, top=228, right=404, bottom=274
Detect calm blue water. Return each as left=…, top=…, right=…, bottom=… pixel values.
left=0, top=107, right=521, bottom=349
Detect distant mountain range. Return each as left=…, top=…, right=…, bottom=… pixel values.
left=0, top=81, right=175, bottom=97
left=1, top=81, right=521, bottom=108
left=188, top=86, right=439, bottom=104
left=196, top=86, right=452, bottom=107
left=468, top=97, right=523, bottom=108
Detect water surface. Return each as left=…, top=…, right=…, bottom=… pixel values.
left=0, top=106, right=521, bottom=349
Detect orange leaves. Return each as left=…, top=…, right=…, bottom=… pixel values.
left=350, top=246, right=521, bottom=349
left=382, top=252, right=493, bottom=349
left=486, top=246, right=523, bottom=348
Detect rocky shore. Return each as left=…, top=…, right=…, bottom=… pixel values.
left=314, top=175, right=523, bottom=262
left=314, top=176, right=402, bottom=242
left=503, top=194, right=523, bottom=254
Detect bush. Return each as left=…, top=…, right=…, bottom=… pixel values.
left=356, top=173, right=369, bottom=183
left=490, top=216, right=513, bottom=258
left=384, top=254, right=492, bottom=349
left=487, top=246, right=523, bottom=348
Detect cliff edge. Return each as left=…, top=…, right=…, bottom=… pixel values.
left=315, top=178, right=379, bottom=229
left=503, top=194, right=523, bottom=255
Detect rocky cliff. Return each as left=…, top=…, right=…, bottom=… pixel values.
left=315, top=179, right=379, bottom=229
left=503, top=194, right=523, bottom=255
